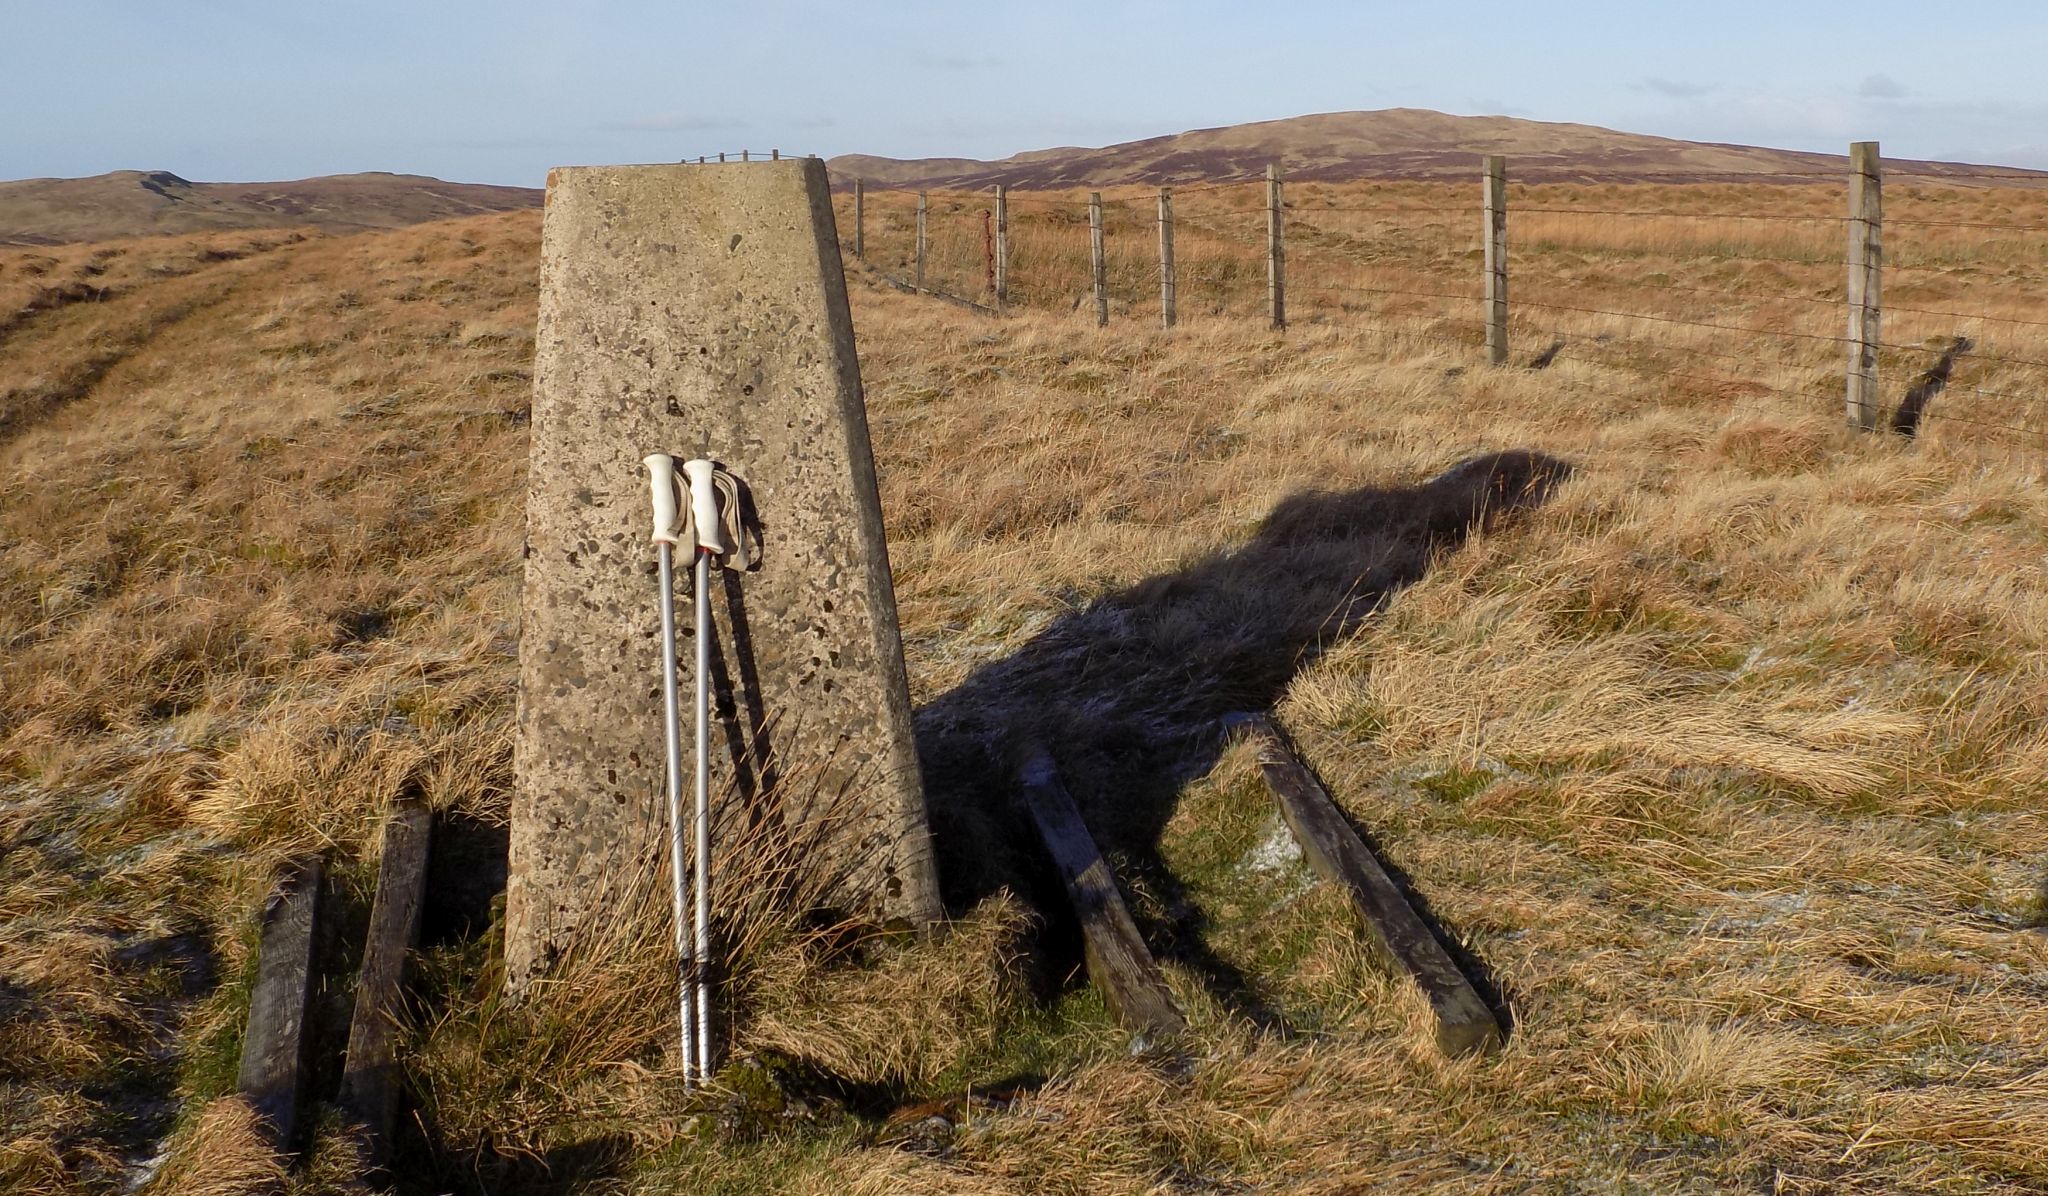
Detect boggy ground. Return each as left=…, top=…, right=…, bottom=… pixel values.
left=2, top=203, right=2046, bottom=1194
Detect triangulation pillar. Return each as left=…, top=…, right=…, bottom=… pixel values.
left=507, top=159, right=940, bottom=986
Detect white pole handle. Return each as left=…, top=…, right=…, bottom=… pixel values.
left=681, top=458, right=730, bottom=555
left=643, top=453, right=681, bottom=545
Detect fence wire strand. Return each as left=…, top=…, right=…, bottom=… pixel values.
left=1516, top=206, right=1845, bottom=223
left=842, top=164, right=2048, bottom=453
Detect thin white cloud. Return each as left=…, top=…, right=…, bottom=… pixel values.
left=910, top=51, right=1005, bottom=71
left=1471, top=98, right=1534, bottom=117
left=607, top=113, right=750, bottom=133
left=1623, top=84, right=2048, bottom=169
left=898, top=116, right=1159, bottom=142
left=1639, top=77, right=1715, bottom=99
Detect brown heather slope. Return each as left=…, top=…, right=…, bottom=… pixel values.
left=4, top=197, right=2048, bottom=1194
left=828, top=107, right=2048, bottom=189
left=0, top=169, right=541, bottom=247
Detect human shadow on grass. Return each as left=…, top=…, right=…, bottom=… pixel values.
left=913, top=449, right=1572, bottom=1033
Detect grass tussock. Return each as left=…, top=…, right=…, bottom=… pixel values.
left=742, top=895, right=1032, bottom=1089
left=5, top=181, right=2048, bottom=1193
left=135, top=1097, right=285, bottom=1196
left=405, top=764, right=1032, bottom=1182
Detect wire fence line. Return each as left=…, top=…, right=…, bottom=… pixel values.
left=812, top=147, right=2048, bottom=454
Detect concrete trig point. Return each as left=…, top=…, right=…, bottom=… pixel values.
left=507, top=158, right=941, bottom=985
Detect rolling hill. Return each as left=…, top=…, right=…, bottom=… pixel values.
left=14, top=107, right=2043, bottom=250
left=0, top=169, right=541, bottom=246
left=828, top=107, right=2048, bottom=189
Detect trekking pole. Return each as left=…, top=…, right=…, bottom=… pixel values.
left=641, top=453, right=698, bottom=1086
left=680, top=457, right=725, bottom=1083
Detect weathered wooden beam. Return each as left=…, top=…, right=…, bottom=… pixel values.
left=1239, top=715, right=1504, bottom=1057
left=1017, top=748, right=1186, bottom=1041
left=237, top=857, right=325, bottom=1152
left=338, top=800, right=432, bottom=1168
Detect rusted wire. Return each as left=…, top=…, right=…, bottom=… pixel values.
left=1887, top=303, right=2048, bottom=332
left=1944, top=383, right=2048, bottom=409
left=1296, top=204, right=1469, bottom=215
left=1503, top=318, right=1824, bottom=371
left=1513, top=298, right=1845, bottom=346
left=1517, top=207, right=1844, bottom=223
left=1300, top=280, right=1482, bottom=305
left=1889, top=216, right=2048, bottom=232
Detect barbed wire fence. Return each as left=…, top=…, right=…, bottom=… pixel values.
left=815, top=144, right=2048, bottom=456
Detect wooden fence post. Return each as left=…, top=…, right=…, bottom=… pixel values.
left=915, top=190, right=928, bottom=294
left=1847, top=141, right=1883, bottom=431
left=771, top=148, right=780, bottom=161
left=1267, top=164, right=1286, bottom=330
left=1483, top=155, right=1508, bottom=367
left=994, top=184, right=1009, bottom=309
left=983, top=210, right=995, bottom=296
left=1090, top=191, right=1108, bottom=327
left=1159, top=187, right=1177, bottom=329
left=718, top=152, right=726, bottom=163
left=853, top=179, right=865, bottom=259
left=741, top=150, right=750, bottom=162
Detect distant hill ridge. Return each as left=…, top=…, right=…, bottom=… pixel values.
left=826, top=108, right=2048, bottom=190
left=11, top=108, right=2045, bottom=245
left=0, top=169, right=541, bottom=246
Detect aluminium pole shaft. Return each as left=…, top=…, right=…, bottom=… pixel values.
left=654, top=539, right=697, bottom=1084
left=692, top=547, right=713, bottom=1080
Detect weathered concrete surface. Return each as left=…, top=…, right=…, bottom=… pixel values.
left=508, top=160, right=939, bottom=985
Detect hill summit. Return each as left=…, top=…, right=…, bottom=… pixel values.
left=827, top=107, right=2046, bottom=189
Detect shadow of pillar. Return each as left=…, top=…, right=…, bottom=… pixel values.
left=912, top=450, right=1573, bottom=1020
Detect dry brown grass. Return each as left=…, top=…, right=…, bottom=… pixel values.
left=135, top=1097, right=285, bottom=1196
left=2, top=212, right=537, bottom=1191
left=5, top=175, right=2048, bottom=1193
left=837, top=283, right=2048, bottom=1192
left=845, top=177, right=2048, bottom=455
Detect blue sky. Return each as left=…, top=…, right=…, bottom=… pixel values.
left=6, top=1, right=2048, bottom=185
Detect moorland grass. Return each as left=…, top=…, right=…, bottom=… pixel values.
left=3, top=182, right=2047, bottom=1192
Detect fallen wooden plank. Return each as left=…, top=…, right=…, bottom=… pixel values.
left=1017, top=747, right=1187, bottom=1042
left=237, top=856, right=325, bottom=1151
left=1239, top=714, right=1504, bottom=1057
left=337, top=800, right=432, bottom=1168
